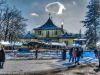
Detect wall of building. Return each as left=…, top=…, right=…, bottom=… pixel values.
left=35, top=30, right=63, bottom=38
left=19, top=39, right=38, bottom=43
left=59, top=38, right=74, bottom=47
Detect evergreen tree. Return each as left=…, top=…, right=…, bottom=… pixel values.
left=82, top=0, right=100, bottom=49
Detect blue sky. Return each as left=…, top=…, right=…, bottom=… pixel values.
left=6, top=0, right=89, bottom=33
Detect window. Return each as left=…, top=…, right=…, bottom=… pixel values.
left=55, top=31, right=58, bottom=35
left=64, top=41, right=68, bottom=45
left=46, top=31, right=49, bottom=37
left=38, top=31, right=41, bottom=35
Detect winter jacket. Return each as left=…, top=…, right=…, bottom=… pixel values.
left=0, top=49, right=5, bottom=62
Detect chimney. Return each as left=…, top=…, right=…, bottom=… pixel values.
left=61, top=21, right=64, bottom=29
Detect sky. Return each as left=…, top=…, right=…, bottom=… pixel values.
left=6, top=0, right=90, bottom=34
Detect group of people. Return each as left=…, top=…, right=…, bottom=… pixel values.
left=0, top=44, right=5, bottom=69
left=69, top=46, right=83, bottom=64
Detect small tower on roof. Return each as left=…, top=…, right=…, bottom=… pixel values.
left=48, top=13, right=52, bottom=19
left=61, top=21, right=64, bottom=29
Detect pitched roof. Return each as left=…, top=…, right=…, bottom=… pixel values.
left=34, top=18, right=61, bottom=30
left=61, top=32, right=75, bottom=39
left=23, top=33, right=35, bottom=39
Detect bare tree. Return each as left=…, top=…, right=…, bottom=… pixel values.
left=0, top=0, right=6, bottom=40
left=1, top=6, right=27, bottom=42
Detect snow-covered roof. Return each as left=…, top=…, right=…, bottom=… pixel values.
left=51, top=42, right=66, bottom=47
left=73, top=39, right=86, bottom=41
left=44, top=42, right=66, bottom=47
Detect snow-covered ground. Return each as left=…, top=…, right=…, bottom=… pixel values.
left=6, top=51, right=98, bottom=62
left=0, top=51, right=99, bottom=75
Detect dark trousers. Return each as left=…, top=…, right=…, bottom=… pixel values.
left=76, top=57, right=80, bottom=64
left=69, top=56, right=72, bottom=62
left=72, top=57, right=77, bottom=63
left=99, top=58, right=100, bottom=67
left=35, top=50, right=38, bottom=59
left=0, top=62, right=4, bottom=68
left=62, top=52, right=66, bottom=60
left=95, top=53, right=98, bottom=58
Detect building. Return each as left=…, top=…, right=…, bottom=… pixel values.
left=33, top=16, right=76, bottom=47
left=19, top=15, right=80, bottom=47
left=20, top=32, right=38, bottom=43
left=59, top=32, right=75, bottom=47
left=34, top=17, right=64, bottom=42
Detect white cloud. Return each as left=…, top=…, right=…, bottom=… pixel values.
left=72, top=1, right=76, bottom=5
left=31, top=12, right=39, bottom=17
left=45, top=2, right=66, bottom=15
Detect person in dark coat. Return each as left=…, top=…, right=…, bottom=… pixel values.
left=75, top=47, right=82, bottom=65
left=62, top=48, right=66, bottom=60
left=69, top=47, right=73, bottom=62
left=35, top=45, right=39, bottom=59
left=0, top=45, right=5, bottom=69
left=94, top=47, right=98, bottom=58
left=98, top=50, right=100, bottom=68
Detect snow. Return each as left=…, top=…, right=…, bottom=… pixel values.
left=0, top=41, right=11, bottom=46
left=72, top=43, right=80, bottom=47
left=96, top=41, right=100, bottom=46
left=15, top=42, right=23, bottom=46
left=50, top=42, right=66, bottom=47
left=73, top=39, right=86, bottom=41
